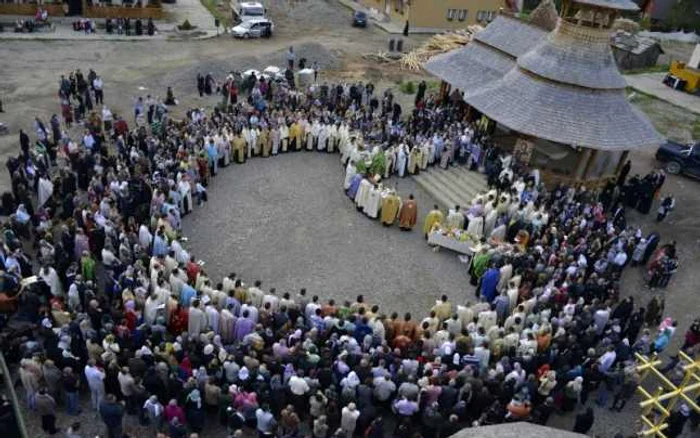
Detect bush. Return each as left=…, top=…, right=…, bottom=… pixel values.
left=400, top=81, right=416, bottom=94
left=178, top=19, right=195, bottom=31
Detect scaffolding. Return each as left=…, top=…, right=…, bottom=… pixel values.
left=635, top=351, right=700, bottom=437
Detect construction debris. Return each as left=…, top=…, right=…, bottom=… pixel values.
left=361, top=51, right=402, bottom=63
left=399, top=26, right=482, bottom=71
left=612, top=18, right=641, bottom=34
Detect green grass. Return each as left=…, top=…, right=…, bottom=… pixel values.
left=693, top=119, right=700, bottom=139
left=399, top=81, right=416, bottom=94
left=626, top=86, right=700, bottom=141
left=623, top=63, right=670, bottom=75
left=199, top=0, right=231, bottom=28
left=426, top=80, right=441, bottom=92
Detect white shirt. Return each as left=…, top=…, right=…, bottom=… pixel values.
left=614, top=252, right=628, bottom=267
left=288, top=375, right=310, bottom=395
left=84, top=365, right=105, bottom=390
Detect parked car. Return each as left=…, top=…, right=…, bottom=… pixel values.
left=655, top=140, right=700, bottom=177
left=231, top=1, right=267, bottom=23
left=352, top=11, right=367, bottom=28
left=231, top=17, right=273, bottom=39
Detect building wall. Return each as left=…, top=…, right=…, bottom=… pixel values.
left=612, top=45, right=663, bottom=71
left=358, top=0, right=503, bottom=29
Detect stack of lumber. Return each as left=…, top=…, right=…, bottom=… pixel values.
left=400, top=26, right=482, bottom=71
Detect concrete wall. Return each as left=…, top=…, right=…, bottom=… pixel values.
left=358, top=0, right=503, bottom=29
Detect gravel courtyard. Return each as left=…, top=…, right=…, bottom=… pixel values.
left=181, top=152, right=471, bottom=317
left=2, top=1, right=700, bottom=437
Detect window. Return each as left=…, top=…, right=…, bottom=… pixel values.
left=446, top=8, right=456, bottom=21
left=458, top=9, right=468, bottom=21
left=476, top=10, right=496, bottom=22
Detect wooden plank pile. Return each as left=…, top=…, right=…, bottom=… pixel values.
left=399, top=26, right=483, bottom=71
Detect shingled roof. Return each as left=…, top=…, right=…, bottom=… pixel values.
left=423, top=14, right=546, bottom=94
left=423, top=42, right=514, bottom=94
left=472, top=15, right=549, bottom=58
left=464, top=68, right=661, bottom=150
left=425, top=0, right=662, bottom=151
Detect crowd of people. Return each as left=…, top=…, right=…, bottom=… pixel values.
left=104, top=18, right=157, bottom=36
left=58, top=68, right=107, bottom=128
left=1, top=64, right=698, bottom=438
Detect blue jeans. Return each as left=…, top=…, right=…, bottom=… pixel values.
left=66, top=391, right=79, bottom=415
left=596, top=386, right=608, bottom=407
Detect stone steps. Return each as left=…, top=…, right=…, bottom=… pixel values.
left=412, top=165, right=487, bottom=210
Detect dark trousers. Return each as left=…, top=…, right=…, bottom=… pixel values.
left=41, top=414, right=57, bottom=434
left=95, top=89, right=104, bottom=104
left=107, top=424, right=123, bottom=438
left=611, top=393, right=629, bottom=411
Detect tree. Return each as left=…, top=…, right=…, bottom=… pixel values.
left=667, top=0, right=700, bottom=32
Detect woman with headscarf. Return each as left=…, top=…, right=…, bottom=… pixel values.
left=563, top=376, right=583, bottom=411
left=505, top=362, right=525, bottom=387
left=645, top=296, right=664, bottom=327
left=143, top=395, right=164, bottom=435
left=185, top=389, right=205, bottom=432
left=340, top=371, right=360, bottom=405
left=164, top=399, right=185, bottom=425
left=537, top=370, right=557, bottom=405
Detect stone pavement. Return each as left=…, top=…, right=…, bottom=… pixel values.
left=163, top=0, right=219, bottom=35
left=625, top=72, right=700, bottom=115
left=413, top=166, right=487, bottom=210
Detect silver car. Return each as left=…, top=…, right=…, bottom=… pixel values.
left=231, top=18, right=273, bottom=39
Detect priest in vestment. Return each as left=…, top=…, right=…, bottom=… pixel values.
left=271, top=124, right=281, bottom=155
left=422, top=205, right=444, bottom=237
left=188, top=300, right=207, bottom=336
left=279, top=123, right=289, bottom=152
left=232, top=133, right=246, bottom=164
left=259, top=126, right=271, bottom=157
left=446, top=206, right=464, bottom=230
left=398, top=194, right=418, bottom=231
left=38, top=174, right=54, bottom=208
left=380, top=191, right=401, bottom=226
left=395, top=145, right=407, bottom=177
left=289, top=121, right=301, bottom=151
left=219, top=305, right=237, bottom=344
left=407, top=147, right=421, bottom=175
left=344, top=160, right=357, bottom=190
left=318, top=123, right=330, bottom=151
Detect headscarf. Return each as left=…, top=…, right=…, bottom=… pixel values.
left=187, top=389, right=202, bottom=409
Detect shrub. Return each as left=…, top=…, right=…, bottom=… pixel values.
left=400, top=81, right=416, bottom=94
left=178, top=19, right=195, bottom=31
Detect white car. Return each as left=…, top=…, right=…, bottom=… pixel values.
left=263, top=65, right=286, bottom=81
left=231, top=1, right=266, bottom=22
left=231, top=18, right=273, bottom=39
